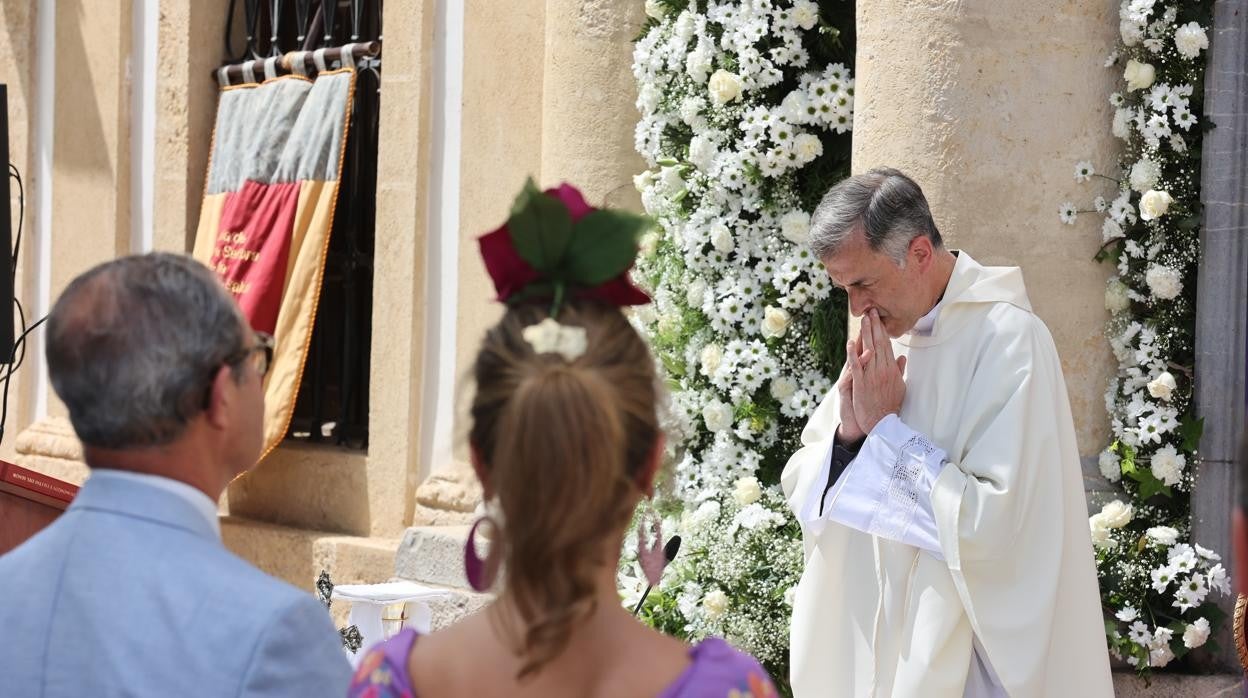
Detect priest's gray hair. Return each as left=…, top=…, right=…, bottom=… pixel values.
left=45, top=253, right=248, bottom=449
left=807, top=167, right=944, bottom=266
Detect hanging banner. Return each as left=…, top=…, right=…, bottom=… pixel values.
left=192, top=67, right=356, bottom=461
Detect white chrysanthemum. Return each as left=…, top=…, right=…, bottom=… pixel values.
left=1074, top=161, right=1095, bottom=183
left=1145, top=263, right=1183, bottom=300
left=1058, top=202, right=1077, bottom=225
left=1105, top=279, right=1130, bottom=314
left=1129, top=158, right=1161, bottom=192
left=1150, top=445, right=1186, bottom=486
left=1120, top=18, right=1145, bottom=47
left=1146, top=526, right=1179, bottom=546
left=1093, top=196, right=1108, bottom=213
left=1098, top=448, right=1123, bottom=482
left=1112, top=108, right=1133, bottom=139
left=1102, top=218, right=1125, bottom=244
left=1174, top=22, right=1209, bottom=59
left=779, top=210, right=811, bottom=244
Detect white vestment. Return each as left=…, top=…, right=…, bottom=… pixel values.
left=782, top=252, right=1113, bottom=697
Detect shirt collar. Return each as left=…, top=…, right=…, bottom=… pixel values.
left=85, top=469, right=221, bottom=539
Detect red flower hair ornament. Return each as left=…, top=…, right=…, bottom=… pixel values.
left=478, top=179, right=652, bottom=319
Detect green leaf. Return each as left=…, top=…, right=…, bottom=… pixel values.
left=1179, top=416, right=1204, bottom=452
left=565, top=210, right=651, bottom=285
left=1132, top=466, right=1173, bottom=499
left=507, top=178, right=573, bottom=273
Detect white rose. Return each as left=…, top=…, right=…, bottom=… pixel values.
left=659, top=166, right=686, bottom=197
left=699, top=343, right=723, bottom=376
left=632, top=170, right=656, bottom=192
left=1124, top=59, right=1156, bottom=92
left=708, top=69, right=744, bottom=106
left=780, top=210, right=811, bottom=244
left=770, top=376, right=798, bottom=401
left=702, top=589, right=729, bottom=619
left=1099, top=499, right=1134, bottom=529
left=1129, top=159, right=1160, bottom=192
left=1098, top=449, right=1122, bottom=482
left=1147, top=371, right=1177, bottom=401
left=1174, top=22, right=1209, bottom=60
left=644, top=0, right=668, bottom=20
left=1112, top=108, right=1133, bottom=140
left=761, top=306, right=791, bottom=339
left=1089, top=516, right=1116, bottom=550
left=710, top=223, right=733, bottom=253
left=1120, top=19, right=1144, bottom=47
left=793, top=0, right=819, bottom=30
left=1183, top=618, right=1211, bottom=649
left=1105, top=279, right=1130, bottom=314
left=1150, top=445, right=1187, bottom=486
left=1146, top=526, right=1180, bottom=546
left=1145, top=263, right=1183, bottom=300
left=1139, top=189, right=1173, bottom=220
left=686, top=278, right=707, bottom=308
left=701, top=400, right=733, bottom=433
left=733, top=476, right=762, bottom=506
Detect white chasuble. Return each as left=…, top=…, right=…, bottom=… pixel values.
left=781, top=252, right=1113, bottom=697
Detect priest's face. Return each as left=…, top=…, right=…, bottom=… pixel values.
left=821, top=229, right=936, bottom=338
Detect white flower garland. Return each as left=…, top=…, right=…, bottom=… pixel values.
left=621, top=0, right=854, bottom=682
left=1061, top=1, right=1223, bottom=673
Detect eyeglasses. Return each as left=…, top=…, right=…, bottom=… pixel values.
left=224, top=331, right=275, bottom=377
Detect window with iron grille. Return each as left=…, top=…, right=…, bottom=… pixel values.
left=223, top=0, right=381, bottom=449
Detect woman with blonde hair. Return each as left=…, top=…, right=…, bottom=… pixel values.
left=348, top=181, right=776, bottom=697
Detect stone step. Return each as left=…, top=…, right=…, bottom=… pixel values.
left=395, top=525, right=478, bottom=590
left=393, top=525, right=493, bottom=630
left=1113, top=671, right=1241, bottom=696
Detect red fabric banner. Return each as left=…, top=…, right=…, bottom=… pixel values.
left=207, top=179, right=302, bottom=335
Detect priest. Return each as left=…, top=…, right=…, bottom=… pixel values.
left=782, top=168, right=1113, bottom=697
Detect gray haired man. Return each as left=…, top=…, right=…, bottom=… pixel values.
left=781, top=169, right=1112, bottom=696
left=0, top=254, right=351, bottom=697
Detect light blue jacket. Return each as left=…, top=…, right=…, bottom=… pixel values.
left=0, top=473, right=352, bottom=697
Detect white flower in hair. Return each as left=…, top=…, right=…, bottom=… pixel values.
left=522, top=318, right=588, bottom=362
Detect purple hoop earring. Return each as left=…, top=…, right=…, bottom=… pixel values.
left=464, top=516, right=501, bottom=592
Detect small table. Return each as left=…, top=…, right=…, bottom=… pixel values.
left=331, top=581, right=453, bottom=664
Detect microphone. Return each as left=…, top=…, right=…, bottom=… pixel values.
left=632, top=535, right=681, bottom=616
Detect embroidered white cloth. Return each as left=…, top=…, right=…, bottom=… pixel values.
left=331, top=581, right=453, bottom=666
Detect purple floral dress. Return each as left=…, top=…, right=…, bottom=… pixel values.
left=347, top=629, right=778, bottom=698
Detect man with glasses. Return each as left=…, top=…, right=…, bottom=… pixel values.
left=0, top=253, right=350, bottom=696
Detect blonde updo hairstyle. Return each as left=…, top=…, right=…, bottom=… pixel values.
left=468, top=298, right=661, bottom=678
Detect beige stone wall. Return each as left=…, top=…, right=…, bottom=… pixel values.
left=854, top=0, right=1119, bottom=457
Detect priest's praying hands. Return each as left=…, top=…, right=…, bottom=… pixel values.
left=839, top=310, right=907, bottom=442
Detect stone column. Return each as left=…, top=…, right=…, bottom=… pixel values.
left=152, top=0, right=235, bottom=253
left=1192, top=0, right=1248, bottom=669
left=538, top=0, right=647, bottom=202
left=853, top=1, right=1119, bottom=468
